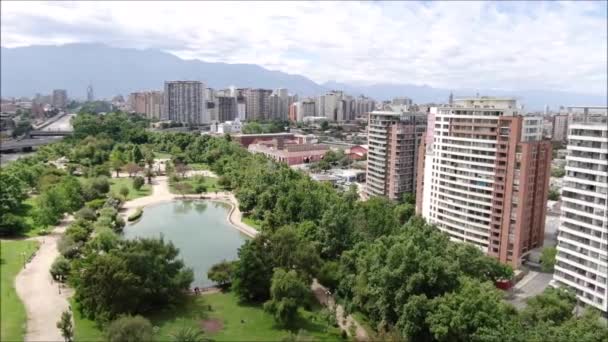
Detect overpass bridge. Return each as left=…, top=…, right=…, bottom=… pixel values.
left=1, top=137, right=63, bottom=152
left=28, top=130, right=72, bottom=137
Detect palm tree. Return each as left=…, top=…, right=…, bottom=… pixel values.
left=170, top=326, right=207, bottom=342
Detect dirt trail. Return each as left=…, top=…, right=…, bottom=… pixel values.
left=15, top=217, right=73, bottom=342
left=311, top=280, right=370, bottom=341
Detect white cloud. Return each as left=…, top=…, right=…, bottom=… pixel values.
left=1, top=1, right=606, bottom=94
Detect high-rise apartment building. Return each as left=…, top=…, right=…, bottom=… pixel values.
left=417, top=97, right=552, bottom=267
left=217, top=96, right=237, bottom=122
left=354, top=96, right=376, bottom=118
left=129, top=91, right=164, bottom=120
left=552, top=108, right=608, bottom=313
left=392, top=97, right=413, bottom=107
left=244, top=88, right=272, bottom=120
left=163, top=81, right=207, bottom=124
left=52, top=89, right=68, bottom=109
left=289, top=99, right=317, bottom=122
left=552, top=114, right=569, bottom=142
left=366, top=110, right=427, bottom=200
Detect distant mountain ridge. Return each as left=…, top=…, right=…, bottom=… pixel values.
left=1, top=43, right=605, bottom=111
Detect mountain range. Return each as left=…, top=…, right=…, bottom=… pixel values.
left=1, top=43, right=605, bottom=111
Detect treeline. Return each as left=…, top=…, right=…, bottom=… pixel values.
left=152, top=129, right=607, bottom=340
left=2, top=112, right=606, bottom=341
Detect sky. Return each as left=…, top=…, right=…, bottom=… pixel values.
left=1, top=1, right=607, bottom=95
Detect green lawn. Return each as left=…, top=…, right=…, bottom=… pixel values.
left=189, top=163, right=210, bottom=171
left=69, top=298, right=105, bottom=342
left=71, top=292, right=342, bottom=342
left=1, top=240, right=39, bottom=342
left=242, top=216, right=262, bottom=230
left=154, top=151, right=173, bottom=159
left=169, top=176, right=220, bottom=195
left=109, top=178, right=152, bottom=200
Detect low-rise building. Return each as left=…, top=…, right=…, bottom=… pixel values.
left=210, top=118, right=242, bottom=134
left=248, top=139, right=329, bottom=166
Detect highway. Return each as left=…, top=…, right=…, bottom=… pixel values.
left=40, top=113, right=75, bottom=132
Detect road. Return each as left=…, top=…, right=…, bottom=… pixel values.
left=506, top=271, right=554, bottom=309
left=40, top=113, right=74, bottom=132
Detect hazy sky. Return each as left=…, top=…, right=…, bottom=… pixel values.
left=2, top=1, right=606, bottom=94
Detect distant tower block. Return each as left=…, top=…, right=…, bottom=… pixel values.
left=87, top=84, right=94, bottom=102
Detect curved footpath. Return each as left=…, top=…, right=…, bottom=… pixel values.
left=15, top=218, right=73, bottom=342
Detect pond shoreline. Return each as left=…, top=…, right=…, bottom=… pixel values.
left=120, top=175, right=258, bottom=238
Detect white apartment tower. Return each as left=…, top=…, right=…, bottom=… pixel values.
left=164, top=81, right=207, bottom=124
left=552, top=108, right=608, bottom=313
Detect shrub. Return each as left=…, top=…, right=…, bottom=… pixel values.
left=127, top=208, right=143, bottom=222
left=50, top=255, right=71, bottom=281
left=104, top=196, right=122, bottom=210
left=75, top=207, right=97, bottom=221
left=58, top=235, right=81, bottom=259
left=86, top=198, right=106, bottom=210
left=0, top=213, right=27, bottom=236
left=132, top=176, right=145, bottom=191
left=106, top=315, right=153, bottom=342
left=170, top=326, right=206, bottom=342
left=119, top=186, right=130, bottom=199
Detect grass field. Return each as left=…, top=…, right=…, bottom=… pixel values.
left=69, top=298, right=105, bottom=342
left=71, top=291, right=343, bottom=341
left=109, top=178, right=152, bottom=200
left=242, top=216, right=262, bottom=230
left=154, top=151, right=173, bottom=159
left=0, top=240, right=39, bottom=342
left=189, top=163, right=210, bottom=171
left=169, top=176, right=220, bottom=195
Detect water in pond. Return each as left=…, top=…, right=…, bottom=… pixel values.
left=123, top=200, right=249, bottom=288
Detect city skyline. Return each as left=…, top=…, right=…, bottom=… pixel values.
left=1, top=1, right=606, bottom=96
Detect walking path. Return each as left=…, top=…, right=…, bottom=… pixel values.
left=311, top=280, right=370, bottom=341
left=15, top=217, right=74, bottom=342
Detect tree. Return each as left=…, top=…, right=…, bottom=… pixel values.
left=174, top=163, right=191, bottom=178
left=0, top=172, right=26, bottom=215
left=264, top=268, right=309, bottom=326
left=145, top=167, right=155, bottom=184
left=50, top=255, right=71, bottom=281
left=208, top=260, right=236, bottom=288
left=56, top=310, right=74, bottom=342
left=132, top=176, right=145, bottom=191
left=320, top=121, right=330, bottom=131
left=123, top=162, right=142, bottom=177
left=173, top=182, right=193, bottom=197
left=232, top=236, right=274, bottom=301
left=170, top=326, right=206, bottom=342
left=130, top=145, right=144, bottom=163
left=119, top=186, right=130, bottom=199
left=73, top=238, right=193, bottom=320
left=540, top=246, right=557, bottom=272
left=57, top=176, right=84, bottom=213
left=217, top=175, right=231, bottom=190
left=32, top=188, right=65, bottom=228
left=394, top=202, right=415, bottom=225
left=106, top=315, right=153, bottom=342
left=548, top=188, right=560, bottom=201
left=425, top=278, right=516, bottom=342
left=109, top=150, right=126, bottom=177
left=521, top=287, right=576, bottom=326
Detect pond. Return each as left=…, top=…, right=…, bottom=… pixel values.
left=123, top=200, right=249, bottom=288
